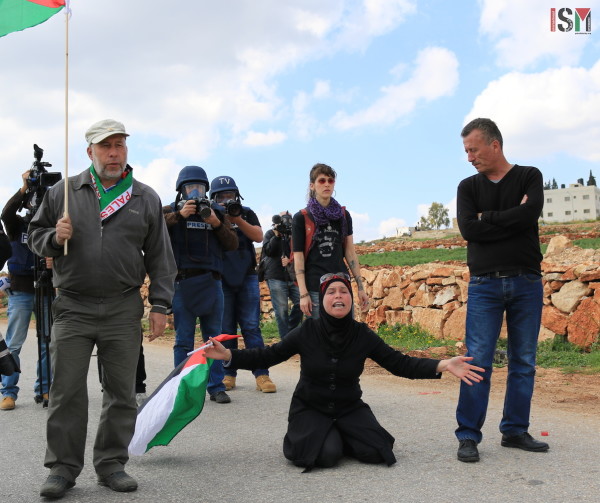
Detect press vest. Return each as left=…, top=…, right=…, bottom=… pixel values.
left=168, top=202, right=225, bottom=273
left=7, top=226, right=34, bottom=276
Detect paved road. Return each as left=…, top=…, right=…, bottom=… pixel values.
left=1, top=326, right=598, bottom=503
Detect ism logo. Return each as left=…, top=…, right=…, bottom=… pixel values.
left=550, top=8, right=591, bottom=33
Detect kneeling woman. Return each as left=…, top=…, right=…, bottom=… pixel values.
left=205, top=273, right=483, bottom=471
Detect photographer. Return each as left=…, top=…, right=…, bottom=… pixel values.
left=263, top=211, right=301, bottom=339
left=164, top=166, right=238, bottom=404
left=210, top=176, right=276, bottom=394
left=0, top=223, right=19, bottom=378
left=0, top=170, right=52, bottom=411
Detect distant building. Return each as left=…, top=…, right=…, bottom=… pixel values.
left=542, top=183, right=600, bottom=223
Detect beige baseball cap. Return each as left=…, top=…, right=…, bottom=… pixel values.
left=85, top=119, right=129, bottom=145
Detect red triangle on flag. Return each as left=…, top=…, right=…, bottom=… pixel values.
left=575, top=8, right=591, bottom=21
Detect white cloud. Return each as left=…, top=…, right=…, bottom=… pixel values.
left=479, top=0, right=598, bottom=69
left=242, top=130, right=287, bottom=147
left=465, top=60, right=600, bottom=161
left=330, top=47, right=459, bottom=130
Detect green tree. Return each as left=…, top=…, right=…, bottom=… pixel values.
left=587, top=170, right=596, bottom=187
left=552, top=178, right=558, bottom=189
left=418, top=202, right=450, bottom=230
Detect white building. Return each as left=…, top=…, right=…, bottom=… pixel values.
left=542, top=183, right=600, bottom=223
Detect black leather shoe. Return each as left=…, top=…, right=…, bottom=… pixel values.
left=501, top=432, right=549, bottom=452
left=457, top=439, right=480, bottom=462
left=210, top=391, right=231, bottom=404
left=97, top=471, right=138, bottom=492
left=40, top=475, right=75, bottom=499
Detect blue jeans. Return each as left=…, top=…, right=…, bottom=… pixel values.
left=307, top=291, right=320, bottom=320
left=456, top=273, right=543, bottom=443
left=267, top=279, right=302, bottom=338
left=0, top=291, right=51, bottom=399
left=172, top=279, right=225, bottom=395
left=222, top=275, right=267, bottom=378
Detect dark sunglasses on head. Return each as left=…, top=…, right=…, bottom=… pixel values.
left=316, top=177, right=335, bottom=184
left=320, top=272, right=351, bottom=285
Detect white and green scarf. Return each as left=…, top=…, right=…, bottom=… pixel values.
left=89, top=164, right=133, bottom=220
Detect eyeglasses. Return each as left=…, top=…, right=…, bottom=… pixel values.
left=320, top=272, right=351, bottom=285
left=316, top=177, right=335, bottom=185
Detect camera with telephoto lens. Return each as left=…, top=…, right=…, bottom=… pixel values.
left=272, top=213, right=292, bottom=237
left=22, top=144, right=62, bottom=220
left=223, top=199, right=242, bottom=217
left=177, top=197, right=212, bottom=219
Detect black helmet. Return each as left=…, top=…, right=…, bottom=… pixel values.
left=176, top=166, right=209, bottom=192
left=209, top=175, right=242, bottom=200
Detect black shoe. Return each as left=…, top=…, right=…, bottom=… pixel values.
left=457, top=439, right=480, bottom=462
left=97, top=471, right=138, bottom=492
left=501, top=432, right=549, bottom=452
left=210, top=391, right=231, bottom=404
left=40, top=475, right=75, bottom=499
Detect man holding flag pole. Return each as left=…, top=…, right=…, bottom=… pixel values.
left=28, top=119, right=177, bottom=499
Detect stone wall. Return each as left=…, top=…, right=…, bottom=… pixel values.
left=259, top=236, right=600, bottom=350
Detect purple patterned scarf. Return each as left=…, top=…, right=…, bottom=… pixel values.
left=307, top=197, right=348, bottom=240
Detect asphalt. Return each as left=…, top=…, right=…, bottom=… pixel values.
left=1, top=325, right=599, bottom=503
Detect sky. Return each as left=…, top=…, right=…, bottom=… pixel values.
left=0, top=0, right=599, bottom=242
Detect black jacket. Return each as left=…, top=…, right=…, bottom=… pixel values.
left=229, top=318, right=440, bottom=468
left=262, top=228, right=293, bottom=282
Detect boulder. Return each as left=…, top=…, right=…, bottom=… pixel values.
left=551, top=280, right=591, bottom=313
left=412, top=307, right=445, bottom=339
left=567, top=297, right=600, bottom=349
left=544, top=235, right=573, bottom=256
left=541, top=305, right=568, bottom=335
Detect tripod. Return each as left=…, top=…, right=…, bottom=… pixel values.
left=33, top=256, right=54, bottom=408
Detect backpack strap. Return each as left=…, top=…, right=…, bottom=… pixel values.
left=300, top=207, right=347, bottom=258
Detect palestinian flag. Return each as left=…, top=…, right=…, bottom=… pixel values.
left=128, top=334, right=239, bottom=456
left=0, top=0, right=65, bottom=38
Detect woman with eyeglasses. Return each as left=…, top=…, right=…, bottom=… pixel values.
left=291, top=163, right=369, bottom=319
left=204, top=273, right=484, bottom=472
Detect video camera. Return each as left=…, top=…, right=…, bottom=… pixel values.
left=272, top=212, right=292, bottom=237
left=22, top=144, right=62, bottom=218
left=177, top=197, right=212, bottom=219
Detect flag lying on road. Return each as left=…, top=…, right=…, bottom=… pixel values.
left=0, top=0, right=65, bottom=38
left=128, top=333, right=239, bottom=456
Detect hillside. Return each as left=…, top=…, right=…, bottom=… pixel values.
left=354, top=222, right=600, bottom=255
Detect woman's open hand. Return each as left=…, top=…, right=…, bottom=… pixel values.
left=437, top=356, right=484, bottom=385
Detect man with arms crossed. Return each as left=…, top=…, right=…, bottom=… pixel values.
left=455, top=118, right=548, bottom=463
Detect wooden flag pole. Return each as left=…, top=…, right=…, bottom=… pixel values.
left=63, top=2, right=69, bottom=255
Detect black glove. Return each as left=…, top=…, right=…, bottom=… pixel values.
left=0, top=338, right=20, bottom=376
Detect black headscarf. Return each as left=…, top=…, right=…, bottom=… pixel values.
left=316, top=276, right=359, bottom=355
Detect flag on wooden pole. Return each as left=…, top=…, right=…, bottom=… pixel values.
left=0, top=0, right=65, bottom=38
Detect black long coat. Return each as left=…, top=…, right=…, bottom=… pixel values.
left=228, top=318, right=441, bottom=468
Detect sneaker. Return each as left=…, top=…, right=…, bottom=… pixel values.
left=501, top=432, right=549, bottom=452
left=255, top=375, right=277, bottom=393
left=223, top=376, right=236, bottom=391
left=457, top=439, right=480, bottom=462
left=97, top=471, right=138, bottom=492
left=40, top=475, right=75, bottom=498
left=209, top=391, right=231, bottom=404
left=135, top=393, right=148, bottom=407
left=0, top=396, right=15, bottom=411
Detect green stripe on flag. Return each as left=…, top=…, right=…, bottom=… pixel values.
left=0, top=0, right=64, bottom=38
left=146, top=358, right=212, bottom=451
